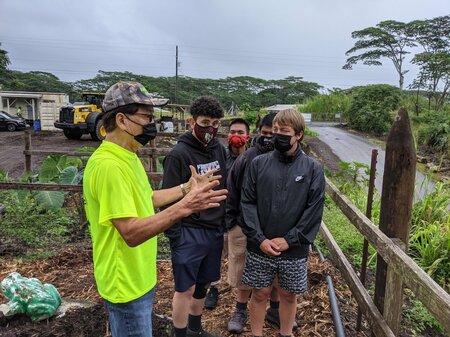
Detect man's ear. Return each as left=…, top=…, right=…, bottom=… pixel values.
left=188, top=117, right=196, bottom=129
left=116, top=112, right=127, bottom=130
left=296, top=130, right=304, bottom=142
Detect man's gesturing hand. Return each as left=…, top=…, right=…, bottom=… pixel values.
left=180, top=173, right=227, bottom=213
left=185, top=165, right=221, bottom=193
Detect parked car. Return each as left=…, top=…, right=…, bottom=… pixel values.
left=0, top=110, right=27, bottom=131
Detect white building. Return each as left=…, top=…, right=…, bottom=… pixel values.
left=263, top=104, right=311, bottom=123
left=0, top=91, right=69, bottom=131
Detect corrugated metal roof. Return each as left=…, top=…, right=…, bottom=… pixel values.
left=0, top=92, right=43, bottom=99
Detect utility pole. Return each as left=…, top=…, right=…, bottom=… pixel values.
left=175, top=45, right=179, bottom=104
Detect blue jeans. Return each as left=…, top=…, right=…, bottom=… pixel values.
left=104, top=287, right=155, bottom=337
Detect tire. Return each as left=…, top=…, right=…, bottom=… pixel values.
left=90, top=120, right=106, bottom=141
left=6, top=124, right=16, bottom=132
left=63, top=129, right=83, bottom=140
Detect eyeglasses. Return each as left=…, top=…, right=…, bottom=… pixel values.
left=132, top=113, right=154, bottom=123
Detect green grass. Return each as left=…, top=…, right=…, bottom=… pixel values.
left=321, top=161, right=449, bottom=336
left=319, top=193, right=377, bottom=268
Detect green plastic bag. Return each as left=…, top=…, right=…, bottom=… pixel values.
left=0, top=272, right=61, bottom=321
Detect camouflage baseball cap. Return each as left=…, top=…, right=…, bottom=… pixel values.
left=102, top=81, right=169, bottom=112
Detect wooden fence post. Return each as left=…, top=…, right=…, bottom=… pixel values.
left=149, top=139, right=157, bottom=172
left=357, top=149, right=378, bottom=331
left=374, top=108, right=416, bottom=335
left=24, top=130, right=32, bottom=174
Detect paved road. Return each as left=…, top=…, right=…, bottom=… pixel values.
left=309, top=123, right=432, bottom=201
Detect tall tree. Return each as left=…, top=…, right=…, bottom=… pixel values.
left=343, top=20, right=415, bottom=89
left=0, top=42, right=12, bottom=86
left=408, top=15, right=450, bottom=109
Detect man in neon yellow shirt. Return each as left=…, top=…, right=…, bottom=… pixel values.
left=83, top=81, right=227, bottom=337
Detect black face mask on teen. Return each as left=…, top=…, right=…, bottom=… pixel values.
left=272, top=133, right=293, bottom=153
left=257, top=135, right=274, bottom=151
left=124, top=115, right=157, bottom=146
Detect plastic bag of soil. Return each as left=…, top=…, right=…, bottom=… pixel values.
left=0, top=272, right=61, bottom=321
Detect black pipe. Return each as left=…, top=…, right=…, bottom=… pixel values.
left=314, top=244, right=346, bottom=337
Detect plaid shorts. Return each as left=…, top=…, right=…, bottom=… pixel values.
left=242, top=251, right=308, bottom=294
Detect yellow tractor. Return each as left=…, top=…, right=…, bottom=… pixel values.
left=54, top=92, right=106, bottom=140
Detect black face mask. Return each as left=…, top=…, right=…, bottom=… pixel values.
left=272, top=133, right=293, bottom=153
left=124, top=115, right=157, bottom=146
left=257, top=135, right=274, bottom=151
left=134, top=122, right=157, bottom=146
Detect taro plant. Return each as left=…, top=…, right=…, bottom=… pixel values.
left=31, top=155, right=84, bottom=211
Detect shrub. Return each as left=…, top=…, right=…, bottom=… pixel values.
left=410, top=181, right=450, bottom=291
left=243, top=109, right=258, bottom=126
left=302, top=91, right=352, bottom=116
left=0, top=191, right=71, bottom=248
left=414, top=111, right=450, bottom=153
left=346, top=84, right=402, bottom=134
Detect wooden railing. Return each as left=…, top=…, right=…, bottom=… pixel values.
left=321, top=178, right=450, bottom=336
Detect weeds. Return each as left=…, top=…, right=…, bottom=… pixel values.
left=403, top=296, right=444, bottom=335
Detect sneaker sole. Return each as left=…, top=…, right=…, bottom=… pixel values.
left=227, top=328, right=244, bottom=334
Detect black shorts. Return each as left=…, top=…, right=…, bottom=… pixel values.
left=170, top=226, right=223, bottom=292
left=242, top=251, right=308, bottom=294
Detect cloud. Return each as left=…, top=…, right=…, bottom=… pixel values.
left=0, top=0, right=448, bottom=88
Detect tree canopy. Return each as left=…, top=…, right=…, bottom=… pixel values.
left=408, top=15, right=450, bottom=109
left=343, top=20, right=415, bottom=89
left=1, top=68, right=322, bottom=109
left=0, top=43, right=11, bottom=86
left=344, top=15, right=450, bottom=110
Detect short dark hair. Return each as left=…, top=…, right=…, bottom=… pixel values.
left=259, top=112, right=276, bottom=129
left=190, top=96, right=224, bottom=119
left=102, top=103, right=147, bottom=132
left=229, top=118, right=250, bottom=134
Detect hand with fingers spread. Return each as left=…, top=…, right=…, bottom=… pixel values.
left=180, top=174, right=227, bottom=213
left=184, top=165, right=221, bottom=193
left=259, top=239, right=281, bottom=256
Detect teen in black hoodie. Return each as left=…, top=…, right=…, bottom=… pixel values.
left=162, top=96, right=227, bottom=337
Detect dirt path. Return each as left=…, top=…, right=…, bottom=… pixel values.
left=0, top=130, right=99, bottom=178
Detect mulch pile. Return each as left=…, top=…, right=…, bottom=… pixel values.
left=0, top=244, right=368, bottom=337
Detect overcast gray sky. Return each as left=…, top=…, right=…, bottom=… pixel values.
left=0, top=0, right=449, bottom=90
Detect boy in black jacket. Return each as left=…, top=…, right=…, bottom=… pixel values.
left=162, top=96, right=227, bottom=337
left=241, top=109, right=325, bottom=337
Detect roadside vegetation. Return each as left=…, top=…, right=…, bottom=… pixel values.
left=300, top=87, right=450, bottom=175
left=318, top=161, right=449, bottom=335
